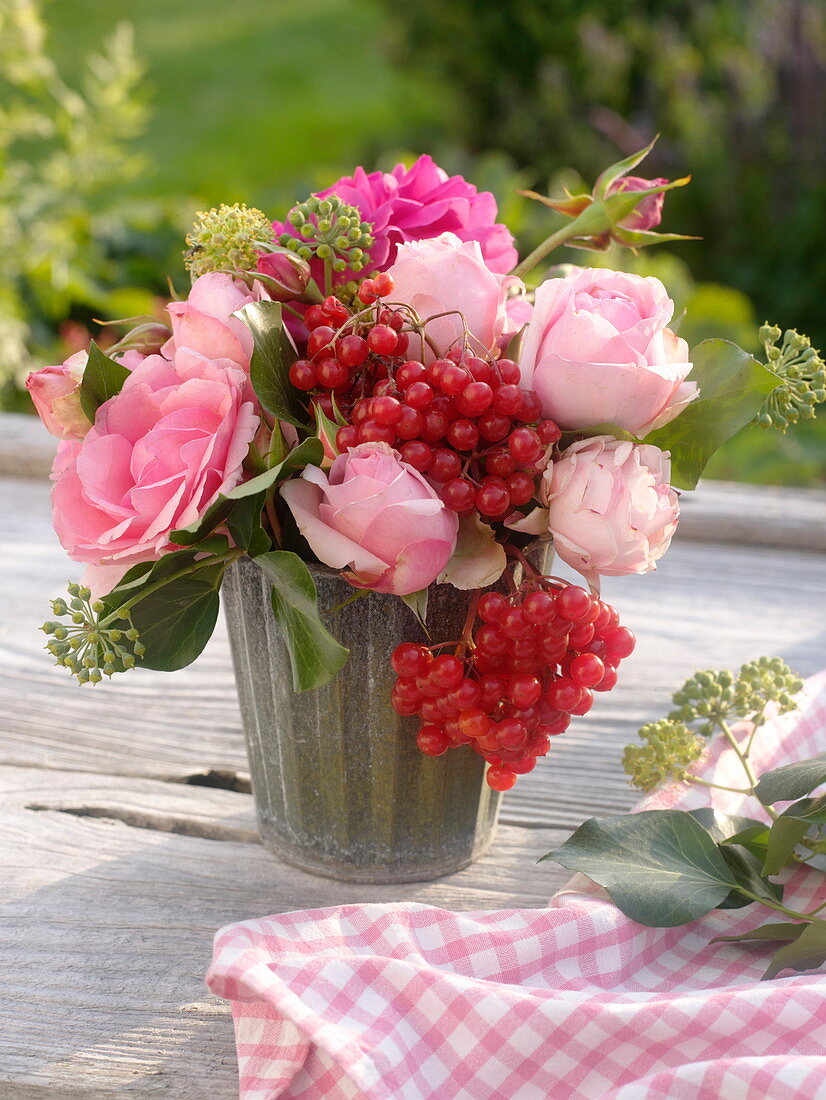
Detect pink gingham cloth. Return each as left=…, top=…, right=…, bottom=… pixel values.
left=207, top=671, right=826, bottom=1099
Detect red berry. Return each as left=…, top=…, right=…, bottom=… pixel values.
left=496, top=358, right=521, bottom=385
left=508, top=426, right=542, bottom=464
left=442, top=477, right=477, bottom=514
left=307, top=326, right=336, bottom=359
left=316, top=357, right=350, bottom=389
left=537, top=419, right=562, bottom=445
left=420, top=410, right=450, bottom=442
left=523, top=590, right=555, bottom=624
left=289, top=359, right=317, bottom=391
left=516, top=390, right=542, bottom=421
left=396, top=360, right=427, bottom=389
left=304, top=304, right=328, bottom=330
left=569, top=622, right=595, bottom=648
left=400, top=440, right=434, bottom=472
left=477, top=410, right=511, bottom=442
left=506, top=471, right=535, bottom=506
left=337, top=334, right=369, bottom=367
left=395, top=406, right=425, bottom=440
left=603, top=626, right=636, bottom=661
left=391, top=642, right=431, bottom=677
left=367, top=325, right=399, bottom=356
left=485, top=449, right=516, bottom=478
left=404, top=381, right=434, bottom=409
left=510, top=755, right=537, bottom=774
left=493, top=384, right=523, bottom=416
left=486, top=764, right=517, bottom=791
left=507, top=674, right=542, bottom=708
left=499, top=607, right=531, bottom=638
left=430, top=654, right=465, bottom=690
left=372, top=272, right=394, bottom=297
left=495, top=718, right=529, bottom=750
left=475, top=477, right=511, bottom=517
left=429, top=448, right=463, bottom=482
left=371, top=395, right=404, bottom=426
left=358, top=420, right=396, bottom=445
left=545, top=677, right=581, bottom=711
left=478, top=592, right=508, bottom=623
left=466, top=356, right=494, bottom=383
left=417, top=724, right=449, bottom=756
left=391, top=689, right=420, bottom=716
left=569, top=653, right=605, bottom=688
left=447, top=678, right=482, bottom=710
left=440, top=364, right=472, bottom=396
left=474, top=624, right=508, bottom=655
left=446, top=418, right=479, bottom=451
left=594, top=664, right=618, bottom=692
left=336, top=426, right=359, bottom=451
left=456, top=381, right=494, bottom=416
left=459, top=709, right=493, bottom=739
left=427, top=358, right=452, bottom=389
left=556, top=586, right=593, bottom=621
left=358, top=279, right=378, bottom=304
left=569, top=688, right=594, bottom=716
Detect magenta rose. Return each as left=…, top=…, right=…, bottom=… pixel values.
left=518, top=267, right=696, bottom=436
left=274, top=154, right=517, bottom=277
left=51, top=347, right=259, bottom=593
left=387, top=233, right=524, bottom=362
left=164, top=272, right=268, bottom=371
left=607, top=175, right=668, bottom=232
left=542, top=436, right=679, bottom=578
left=279, top=442, right=458, bottom=595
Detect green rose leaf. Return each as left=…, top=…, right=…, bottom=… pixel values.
left=103, top=549, right=226, bottom=671
left=755, top=753, right=826, bottom=806
left=170, top=437, right=323, bottom=548
left=79, top=341, right=130, bottom=422
left=254, top=550, right=349, bottom=691
left=236, top=300, right=308, bottom=428
left=645, top=339, right=781, bottom=490
left=763, top=920, right=826, bottom=981
left=540, top=809, right=740, bottom=927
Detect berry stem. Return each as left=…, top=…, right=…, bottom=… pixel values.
left=457, top=589, right=481, bottom=657
left=505, top=542, right=539, bottom=579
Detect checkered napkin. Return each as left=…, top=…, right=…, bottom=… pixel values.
left=207, top=671, right=826, bottom=1099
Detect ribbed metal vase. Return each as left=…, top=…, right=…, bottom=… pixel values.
left=222, top=556, right=503, bottom=883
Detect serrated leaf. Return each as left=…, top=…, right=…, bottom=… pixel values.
left=170, top=437, right=324, bottom=547
left=253, top=551, right=349, bottom=691
left=235, top=300, right=308, bottom=428
left=645, top=340, right=781, bottom=490
left=540, top=810, right=739, bottom=927
left=79, top=342, right=130, bottom=421
left=755, top=754, right=826, bottom=806
left=763, top=920, right=826, bottom=980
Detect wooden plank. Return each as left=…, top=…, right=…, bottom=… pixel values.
left=0, top=766, right=567, bottom=1098
left=0, top=413, right=55, bottom=480
left=2, top=476, right=824, bottom=828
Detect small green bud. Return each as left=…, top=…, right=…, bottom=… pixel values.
left=51, top=599, right=68, bottom=615
left=126, top=628, right=140, bottom=642
left=184, top=203, right=275, bottom=279
left=72, top=612, right=85, bottom=625
left=624, top=719, right=705, bottom=791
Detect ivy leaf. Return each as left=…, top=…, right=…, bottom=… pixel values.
left=540, top=810, right=739, bottom=927
left=722, top=825, right=771, bottom=865
left=687, top=808, right=765, bottom=844
left=763, top=920, right=826, bottom=981
left=79, top=342, right=130, bottom=421
left=253, top=550, right=349, bottom=691
left=102, top=551, right=226, bottom=671
left=763, top=794, right=826, bottom=875
left=755, top=753, right=826, bottom=805
left=645, top=339, right=781, bottom=490
left=717, top=844, right=783, bottom=910
left=713, top=921, right=807, bottom=946
left=170, top=437, right=323, bottom=547
left=235, top=300, right=308, bottom=428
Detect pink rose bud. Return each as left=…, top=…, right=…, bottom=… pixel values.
left=543, top=436, right=679, bottom=577
left=387, top=233, right=526, bottom=363
left=50, top=347, right=259, bottom=573
left=518, top=267, right=697, bottom=437
left=256, top=248, right=312, bottom=301
left=164, top=272, right=269, bottom=371
left=607, top=175, right=668, bottom=232
left=26, top=351, right=92, bottom=440
left=279, top=442, right=459, bottom=595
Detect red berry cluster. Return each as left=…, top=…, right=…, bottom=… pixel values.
left=390, top=580, right=635, bottom=791
left=286, top=277, right=561, bottom=522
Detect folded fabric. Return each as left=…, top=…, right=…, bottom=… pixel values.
left=207, top=670, right=826, bottom=1099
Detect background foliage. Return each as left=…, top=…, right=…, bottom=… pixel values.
left=2, top=0, right=824, bottom=484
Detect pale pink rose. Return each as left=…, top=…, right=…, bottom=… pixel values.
left=51, top=347, right=259, bottom=593
left=26, top=351, right=91, bottom=440
left=280, top=442, right=458, bottom=595
left=543, top=436, right=679, bottom=577
left=387, top=233, right=525, bottom=362
left=518, top=268, right=696, bottom=436
left=164, top=272, right=268, bottom=370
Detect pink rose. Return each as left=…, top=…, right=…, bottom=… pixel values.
left=275, top=155, right=517, bottom=277
left=387, top=233, right=524, bottom=362
left=518, top=268, right=696, bottom=436
left=51, top=346, right=259, bottom=592
left=164, top=272, right=268, bottom=370
left=543, top=436, right=679, bottom=577
left=279, top=442, right=458, bottom=595
left=607, top=175, right=668, bottom=232
left=26, top=351, right=91, bottom=440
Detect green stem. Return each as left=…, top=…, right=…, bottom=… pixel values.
left=687, top=776, right=753, bottom=796
left=323, top=257, right=333, bottom=298
left=718, top=717, right=779, bottom=820
left=511, top=222, right=584, bottom=280
left=328, top=588, right=370, bottom=614
left=735, top=888, right=823, bottom=923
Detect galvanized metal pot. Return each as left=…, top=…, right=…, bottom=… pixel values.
left=222, top=556, right=502, bottom=883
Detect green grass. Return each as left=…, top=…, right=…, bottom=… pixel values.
left=44, top=0, right=450, bottom=209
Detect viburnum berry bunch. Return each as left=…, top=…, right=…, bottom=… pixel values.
left=27, top=143, right=823, bottom=809
left=391, top=578, right=635, bottom=791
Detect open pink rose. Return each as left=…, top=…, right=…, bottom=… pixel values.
left=164, top=272, right=268, bottom=371
left=518, top=268, right=696, bottom=436
left=51, top=347, right=259, bottom=593
left=26, top=351, right=91, bottom=440
left=280, top=442, right=458, bottom=595
left=387, top=233, right=524, bottom=362
left=543, top=436, right=679, bottom=578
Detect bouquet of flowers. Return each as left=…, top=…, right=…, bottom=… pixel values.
left=29, top=143, right=824, bottom=795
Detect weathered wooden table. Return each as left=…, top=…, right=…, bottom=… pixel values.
left=2, top=413, right=825, bottom=1098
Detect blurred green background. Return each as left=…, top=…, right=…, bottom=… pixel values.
left=2, top=0, right=824, bottom=484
